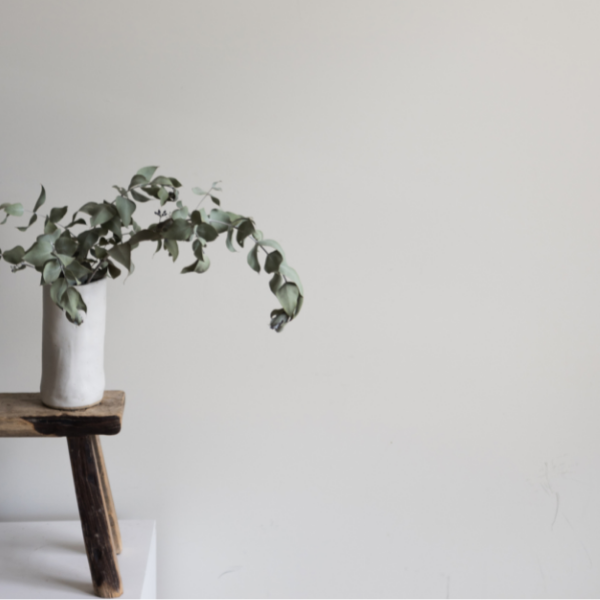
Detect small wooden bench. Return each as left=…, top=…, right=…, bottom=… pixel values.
left=0, top=391, right=126, bottom=598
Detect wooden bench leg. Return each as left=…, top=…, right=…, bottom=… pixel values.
left=91, top=435, right=123, bottom=554
left=67, top=435, right=123, bottom=598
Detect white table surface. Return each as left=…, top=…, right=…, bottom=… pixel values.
left=0, top=520, right=156, bottom=599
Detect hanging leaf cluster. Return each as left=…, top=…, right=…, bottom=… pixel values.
left=0, top=168, right=303, bottom=331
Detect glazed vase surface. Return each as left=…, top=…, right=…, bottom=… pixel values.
left=41, top=278, right=107, bottom=410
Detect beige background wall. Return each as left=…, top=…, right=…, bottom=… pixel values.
left=1, top=1, right=600, bottom=597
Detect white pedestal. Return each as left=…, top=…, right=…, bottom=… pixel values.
left=0, top=520, right=156, bottom=599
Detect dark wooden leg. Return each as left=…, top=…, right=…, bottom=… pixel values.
left=67, top=435, right=123, bottom=598
left=91, top=435, right=123, bottom=554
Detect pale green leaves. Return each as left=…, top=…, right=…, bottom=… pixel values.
left=136, top=166, right=159, bottom=181
left=1, top=166, right=304, bottom=332
left=264, top=250, right=283, bottom=274
left=55, top=234, right=78, bottom=257
left=43, top=259, right=61, bottom=283
left=247, top=244, right=260, bottom=273
left=49, top=206, right=68, bottom=223
left=17, top=214, right=38, bottom=232
left=0, top=203, right=24, bottom=224
left=279, top=263, right=304, bottom=295
left=269, top=272, right=283, bottom=294
left=181, top=255, right=210, bottom=274
left=162, top=220, right=192, bottom=241
left=91, top=205, right=116, bottom=227
left=23, top=239, right=53, bottom=268
left=164, top=239, right=179, bottom=262
left=172, top=205, right=189, bottom=221
left=2, top=245, right=25, bottom=265
left=63, top=287, right=87, bottom=325
left=49, top=272, right=87, bottom=324
left=276, top=282, right=300, bottom=317
left=108, top=243, right=132, bottom=273
left=236, top=219, right=255, bottom=247
left=115, top=196, right=136, bottom=226
left=33, top=186, right=46, bottom=212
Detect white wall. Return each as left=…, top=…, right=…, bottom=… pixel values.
left=1, top=1, right=600, bottom=597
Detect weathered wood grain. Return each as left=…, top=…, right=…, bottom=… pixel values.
left=0, top=391, right=125, bottom=437
left=92, top=435, right=123, bottom=555
left=68, top=435, right=123, bottom=598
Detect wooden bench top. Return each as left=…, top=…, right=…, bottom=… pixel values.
left=0, top=391, right=125, bottom=437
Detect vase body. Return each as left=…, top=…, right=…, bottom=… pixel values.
left=41, top=278, right=107, bottom=410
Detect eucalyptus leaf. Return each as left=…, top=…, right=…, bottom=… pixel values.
left=129, top=174, right=148, bottom=189
left=42, top=259, right=61, bottom=284
left=38, top=228, right=62, bottom=244
left=208, top=208, right=231, bottom=233
left=50, top=278, right=68, bottom=306
left=258, top=239, right=286, bottom=260
left=190, top=210, right=202, bottom=226
left=164, top=239, right=179, bottom=262
left=33, top=186, right=46, bottom=212
left=196, top=223, right=218, bottom=242
left=193, top=239, right=204, bottom=260
left=279, top=263, right=304, bottom=295
left=55, top=235, right=78, bottom=256
left=195, top=255, right=211, bottom=273
left=105, top=215, right=123, bottom=240
left=162, top=220, right=192, bottom=241
left=3, top=203, right=24, bottom=217
left=247, top=244, right=260, bottom=273
left=294, top=294, right=304, bottom=317
left=2, top=245, right=25, bottom=265
left=226, top=228, right=236, bottom=252
left=49, top=206, right=68, bottom=223
left=64, top=287, right=87, bottom=325
left=92, top=246, right=108, bottom=259
left=17, top=213, right=38, bottom=232
left=90, top=205, right=116, bottom=227
left=265, top=250, right=283, bottom=274
left=56, top=253, right=75, bottom=267
left=65, top=259, right=92, bottom=284
left=131, top=189, right=153, bottom=203
left=108, top=243, right=132, bottom=272
left=66, top=218, right=87, bottom=229
left=115, top=196, right=136, bottom=226
left=77, top=202, right=100, bottom=215
left=107, top=260, right=121, bottom=279
left=136, top=166, right=159, bottom=181
left=275, top=282, right=300, bottom=316
left=210, top=195, right=220, bottom=206
left=172, top=206, right=189, bottom=220
left=23, top=240, right=53, bottom=268
left=236, top=219, right=255, bottom=247
left=269, top=272, right=283, bottom=294
left=152, top=176, right=175, bottom=187
left=181, top=256, right=210, bottom=273
left=77, top=229, right=101, bottom=260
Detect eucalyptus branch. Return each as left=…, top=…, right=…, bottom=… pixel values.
left=0, top=167, right=303, bottom=331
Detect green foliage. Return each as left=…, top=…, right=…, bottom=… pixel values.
left=0, top=167, right=304, bottom=332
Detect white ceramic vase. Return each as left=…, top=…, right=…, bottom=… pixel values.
left=41, top=278, right=107, bottom=410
